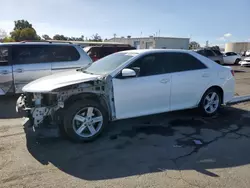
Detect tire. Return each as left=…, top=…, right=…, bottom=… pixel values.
left=63, top=99, right=108, bottom=142
left=199, top=88, right=222, bottom=116
left=54, top=109, right=67, bottom=138
left=234, top=58, right=240, bottom=65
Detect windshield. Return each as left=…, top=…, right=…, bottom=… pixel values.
left=84, top=53, right=135, bottom=75
left=83, top=46, right=92, bottom=53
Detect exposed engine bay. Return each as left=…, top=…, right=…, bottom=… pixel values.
left=16, top=76, right=114, bottom=130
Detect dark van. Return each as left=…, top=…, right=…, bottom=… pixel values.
left=83, top=45, right=136, bottom=61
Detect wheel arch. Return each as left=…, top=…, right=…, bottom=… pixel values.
left=200, top=85, right=224, bottom=104
left=64, top=92, right=111, bottom=118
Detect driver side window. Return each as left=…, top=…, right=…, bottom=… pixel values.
left=128, top=53, right=165, bottom=77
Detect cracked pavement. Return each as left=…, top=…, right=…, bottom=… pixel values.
left=1, top=96, right=250, bottom=188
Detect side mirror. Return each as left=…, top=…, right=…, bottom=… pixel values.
left=121, top=68, right=136, bottom=77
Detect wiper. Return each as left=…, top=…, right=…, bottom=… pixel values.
left=80, top=69, right=94, bottom=75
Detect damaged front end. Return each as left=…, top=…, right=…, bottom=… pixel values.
left=16, top=78, right=113, bottom=133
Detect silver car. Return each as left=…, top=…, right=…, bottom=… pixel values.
left=195, top=49, right=224, bottom=65
left=0, top=42, right=92, bottom=95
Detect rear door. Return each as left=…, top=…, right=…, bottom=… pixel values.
left=164, top=52, right=211, bottom=111
left=0, top=45, right=14, bottom=95
left=12, top=45, right=52, bottom=93
left=50, top=45, right=88, bottom=73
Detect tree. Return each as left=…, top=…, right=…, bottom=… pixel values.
left=14, top=20, right=32, bottom=30
left=3, top=37, right=15, bottom=42
left=90, top=33, right=102, bottom=42
left=189, top=41, right=200, bottom=50
left=11, top=28, right=39, bottom=41
left=10, top=20, right=40, bottom=41
left=210, top=46, right=220, bottom=51
left=19, top=28, right=38, bottom=41
left=0, top=29, right=7, bottom=39
left=53, top=34, right=68, bottom=40
left=42, top=34, right=51, bottom=40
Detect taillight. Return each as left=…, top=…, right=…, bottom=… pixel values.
left=231, top=70, right=235, bottom=76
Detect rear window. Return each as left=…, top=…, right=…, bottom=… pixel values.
left=49, top=45, right=80, bottom=62
left=83, top=46, right=92, bottom=53
left=0, top=46, right=8, bottom=66
left=12, top=45, right=80, bottom=64
left=204, top=50, right=215, bottom=57
left=212, top=50, right=222, bottom=56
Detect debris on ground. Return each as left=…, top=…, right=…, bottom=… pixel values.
left=173, top=144, right=183, bottom=148
left=193, top=139, right=203, bottom=145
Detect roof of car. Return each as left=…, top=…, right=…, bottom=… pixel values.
left=118, top=49, right=190, bottom=55
left=0, top=42, right=78, bottom=46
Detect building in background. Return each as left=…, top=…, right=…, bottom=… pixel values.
left=108, top=36, right=190, bottom=50
left=225, top=42, right=250, bottom=53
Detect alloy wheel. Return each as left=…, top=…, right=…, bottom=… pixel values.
left=72, top=107, right=103, bottom=138
left=203, top=92, right=220, bottom=114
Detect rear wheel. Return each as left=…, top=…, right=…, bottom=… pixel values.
left=63, top=100, right=108, bottom=142
left=199, top=88, right=222, bottom=116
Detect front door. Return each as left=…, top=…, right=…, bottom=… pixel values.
left=112, top=53, right=171, bottom=119
left=0, top=46, right=13, bottom=95
left=12, top=45, right=51, bottom=93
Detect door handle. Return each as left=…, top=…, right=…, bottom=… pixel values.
left=202, top=73, right=210, bottom=77
left=0, top=70, right=9, bottom=75
left=15, top=69, right=23, bottom=73
left=160, top=79, right=169, bottom=83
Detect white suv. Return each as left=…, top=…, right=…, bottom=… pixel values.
left=17, top=49, right=235, bottom=142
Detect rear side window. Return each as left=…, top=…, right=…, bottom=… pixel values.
left=0, top=47, right=8, bottom=66
left=163, top=52, right=207, bottom=73
left=12, top=45, right=80, bottom=64
left=48, top=45, right=80, bottom=62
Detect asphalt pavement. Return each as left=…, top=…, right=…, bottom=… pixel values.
left=1, top=65, right=250, bottom=188
left=1, top=95, right=250, bottom=188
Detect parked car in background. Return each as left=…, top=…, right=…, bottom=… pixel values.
left=239, top=57, right=250, bottom=67
left=246, top=50, right=250, bottom=56
left=83, top=45, right=136, bottom=61
left=195, top=49, right=224, bottom=64
left=223, top=52, right=242, bottom=64
left=0, top=42, right=92, bottom=95
left=17, top=49, right=235, bottom=142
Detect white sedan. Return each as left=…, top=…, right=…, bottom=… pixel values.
left=17, top=49, right=235, bottom=142
left=239, top=57, right=250, bottom=67
left=223, top=52, right=242, bottom=65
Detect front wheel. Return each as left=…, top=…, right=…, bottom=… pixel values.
left=199, top=88, right=222, bottom=116
left=234, top=58, right=240, bottom=65
left=63, top=100, right=108, bottom=142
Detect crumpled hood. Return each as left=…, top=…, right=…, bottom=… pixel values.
left=22, top=70, right=102, bottom=93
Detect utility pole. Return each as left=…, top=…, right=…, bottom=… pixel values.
left=113, top=33, right=116, bottom=42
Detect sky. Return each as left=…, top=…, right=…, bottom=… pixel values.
left=0, top=0, right=250, bottom=47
